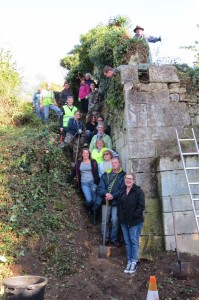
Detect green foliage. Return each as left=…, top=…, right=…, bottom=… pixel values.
left=175, top=64, right=199, bottom=93
left=60, top=15, right=149, bottom=123
left=0, top=48, right=24, bottom=125
left=180, top=24, right=199, bottom=67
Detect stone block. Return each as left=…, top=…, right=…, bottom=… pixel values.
left=158, top=157, right=199, bottom=172
left=158, top=169, right=189, bottom=197
left=193, top=115, right=199, bottom=126
left=188, top=103, right=199, bottom=114
left=163, top=211, right=198, bottom=235
left=127, top=103, right=147, bottom=127
left=137, top=83, right=168, bottom=92
left=149, top=65, right=180, bottom=83
left=170, top=93, right=180, bottom=101
left=129, top=140, right=156, bottom=159
left=169, top=87, right=186, bottom=94
left=135, top=172, right=158, bottom=198
left=147, top=101, right=190, bottom=127
left=129, top=127, right=153, bottom=142
left=120, top=65, right=139, bottom=84
left=168, top=83, right=180, bottom=88
left=161, top=195, right=199, bottom=212
left=131, top=158, right=158, bottom=173
left=164, top=234, right=199, bottom=255
left=152, top=126, right=177, bottom=141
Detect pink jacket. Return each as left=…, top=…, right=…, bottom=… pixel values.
left=78, top=84, right=90, bottom=99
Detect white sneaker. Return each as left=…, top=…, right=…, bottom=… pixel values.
left=124, top=262, right=131, bottom=273
left=128, top=262, right=137, bottom=274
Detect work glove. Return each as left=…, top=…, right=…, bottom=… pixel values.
left=78, top=129, right=82, bottom=134
left=78, top=98, right=81, bottom=102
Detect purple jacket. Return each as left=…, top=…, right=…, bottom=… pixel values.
left=78, top=84, right=90, bottom=99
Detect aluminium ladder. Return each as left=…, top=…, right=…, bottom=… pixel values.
left=175, top=128, right=199, bottom=235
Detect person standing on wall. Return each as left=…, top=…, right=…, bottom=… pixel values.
left=117, top=173, right=145, bottom=274
left=133, top=25, right=161, bottom=63
left=40, top=82, right=62, bottom=124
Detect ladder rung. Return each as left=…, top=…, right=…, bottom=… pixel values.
left=182, top=152, right=199, bottom=155
left=196, top=215, right=199, bottom=218
left=179, top=138, right=195, bottom=141
left=185, top=167, right=199, bottom=170
left=189, top=182, right=199, bottom=185
left=192, top=198, right=199, bottom=201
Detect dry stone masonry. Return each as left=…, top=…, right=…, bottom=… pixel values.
left=112, top=65, right=199, bottom=256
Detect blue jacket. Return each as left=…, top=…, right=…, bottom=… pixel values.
left=133, top=34, right=161, bottom=43
left=96, top=168, right=126, bottom=206
left=67, top=118, right=83, bottom=137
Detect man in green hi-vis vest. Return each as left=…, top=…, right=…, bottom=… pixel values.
left=40, top=82, right=62, bottom=124
left=59, top=96, right=77, bottom=134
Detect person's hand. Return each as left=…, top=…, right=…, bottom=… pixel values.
left=60, top=128, right=63, bottom=132
left=78, top=129, right=82, bottom=134
left=105, top=193, right=113, bottom=201
left=78, top=98, right=81, bottom=102
left=85, top=95, right=88, bottom=99
left=40, top=105, right=44, bottom=110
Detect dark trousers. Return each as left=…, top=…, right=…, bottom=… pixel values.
left=81, top=98, right=88, bottom=114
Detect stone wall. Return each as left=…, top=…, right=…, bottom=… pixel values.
left=111, top=65, right=199, bottom=256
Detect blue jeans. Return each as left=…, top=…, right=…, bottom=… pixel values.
left=101, top=205, right=119, bottom=242
left=121, top=223, right=143, bottom=263
left=35, top=102, right=44, bottom=119
left=43, top=105, right=61, bottom=124
left=84, top=130, right=94, bottom=144
left=81, top=181, right=96, bottom=206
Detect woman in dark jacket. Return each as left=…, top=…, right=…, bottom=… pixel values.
left=118, top=173, right=145, bottom=274
left=67, top=148, right=99, bottom=224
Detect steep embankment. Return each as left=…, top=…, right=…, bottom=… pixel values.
left=0, top=124, right=199, bottom=300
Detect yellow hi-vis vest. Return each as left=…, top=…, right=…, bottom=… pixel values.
left=63, top=105, right=77, bottom=127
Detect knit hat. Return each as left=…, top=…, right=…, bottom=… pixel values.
left=134, top=25, right=144, bottom=33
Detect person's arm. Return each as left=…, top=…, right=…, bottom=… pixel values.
left=106, top=136, right=112, bottom=150
left=96, top=174, right=107, bottom=197
left=146, top=35, right=161, bottom=43
left=86, top=84, right=90, bottom=97
left=133, top=189, right=145, bottom=217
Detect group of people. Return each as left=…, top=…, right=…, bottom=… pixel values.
left=31, top=28, right=151, bottom=272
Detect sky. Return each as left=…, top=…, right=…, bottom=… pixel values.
left=0, top=0, right=198, bottom=92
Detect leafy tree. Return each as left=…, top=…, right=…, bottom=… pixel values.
left=0, top=49, right=22, bottom=125
left=60, top=16, right=149, bottom=121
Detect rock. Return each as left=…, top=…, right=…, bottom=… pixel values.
left=170, top=93, right=180, bottom=101
left=149, top=65, right=180, bottom=83
left=169, top=87, right=186, bottom=93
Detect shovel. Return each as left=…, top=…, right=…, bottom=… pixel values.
left=98, top=200, right=111, bottom=258
left=170, top=197, right=190, bottom=278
